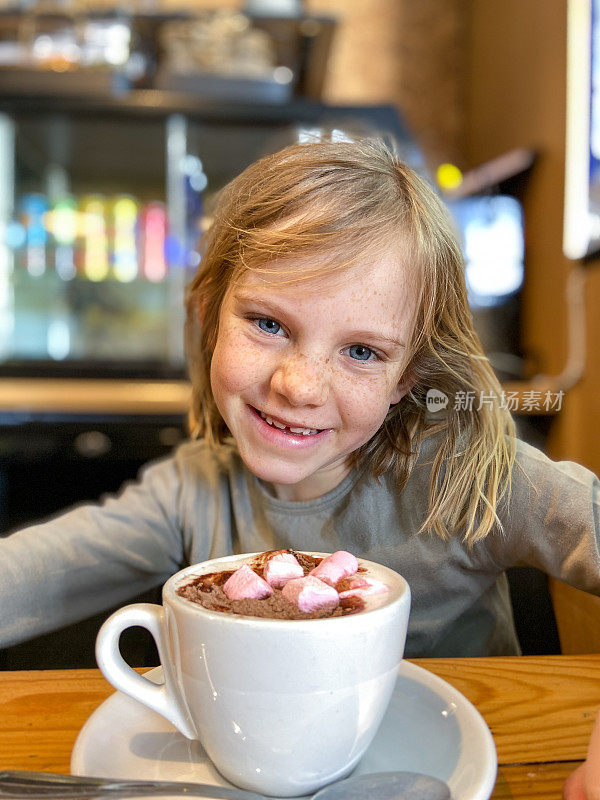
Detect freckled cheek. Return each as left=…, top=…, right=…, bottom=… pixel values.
left=336, top=374, right=393, bottom=430
left=211, top=330, right=273, bottom=394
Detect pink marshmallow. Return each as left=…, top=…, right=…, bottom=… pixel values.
left=338, top=575, right=389, bottom=599
left=223, top=564, right=273, bottom=601
left=282, top=576, right=340, bottom=614
left=264, top=552, right=304, bottom=589
left=309, top=550, right=359, bottom=587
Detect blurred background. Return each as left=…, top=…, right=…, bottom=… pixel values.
left=0, top=0, right=598, bottom=666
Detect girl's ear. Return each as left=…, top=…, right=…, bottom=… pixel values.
left=390, top=372, right=417, bottom=405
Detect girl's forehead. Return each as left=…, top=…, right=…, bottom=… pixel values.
left=231, top=247, right=416, bottom=297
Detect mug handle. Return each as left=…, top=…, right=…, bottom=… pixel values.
left=95, top=603, right=197, bottom=739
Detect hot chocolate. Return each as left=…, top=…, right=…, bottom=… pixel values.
left=97, top=551, right=410, bottom=797
left=176, top=549, right=390, bottom=620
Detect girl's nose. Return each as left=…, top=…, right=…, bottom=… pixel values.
left=270, top=352, right=330, bottom=407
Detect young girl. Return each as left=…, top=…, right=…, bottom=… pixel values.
left=1, top=137, right=599, bottom=662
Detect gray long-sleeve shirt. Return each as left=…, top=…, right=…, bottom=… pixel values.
left=2, top=430, right=599, bottom=657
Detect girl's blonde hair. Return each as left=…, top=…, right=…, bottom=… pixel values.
left=185, top=137, right=516, bottom=546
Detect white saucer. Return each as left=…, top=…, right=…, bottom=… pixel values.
left=71, top=662, right=496, bottom=800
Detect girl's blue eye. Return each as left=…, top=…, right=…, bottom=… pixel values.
left=257, top=318, right=282, bottom=335
left=348, top=344, right=374, bottom=361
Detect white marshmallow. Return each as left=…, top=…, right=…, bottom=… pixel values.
left=309, top=550, right=359, bottom=587
left=282, top=576, right=340, bottom=614
left=338, top=575, right=389, bottom=599
left=264, top=552, right=304, bottom=589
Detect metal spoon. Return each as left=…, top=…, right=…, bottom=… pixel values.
left=0, top=772, right=266, bottom=800
left=312, top=771, right=451, bottom=800
left=0, top=770, right=451, bottom=800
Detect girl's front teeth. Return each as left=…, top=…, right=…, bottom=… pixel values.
left=259, top=411, right=319, bottom=436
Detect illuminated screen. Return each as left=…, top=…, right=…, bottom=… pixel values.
left=448, top=195, right=525, bottom=309
left=564, top=0, right=600, bottom=258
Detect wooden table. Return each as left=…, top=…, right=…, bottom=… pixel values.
left=1, top=655, right=599, bottom=799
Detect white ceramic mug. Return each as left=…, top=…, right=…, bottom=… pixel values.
left=96, top=552, right=411, bottom=798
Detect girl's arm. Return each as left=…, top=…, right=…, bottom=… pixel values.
left=486, top=437, right=600, bottom=594
left=0, top=451, right=186, bottom=648
left=563, top=708, right=600, bottom=800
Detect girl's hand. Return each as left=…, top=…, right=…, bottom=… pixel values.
left=563, top=708, right=600, bottom=800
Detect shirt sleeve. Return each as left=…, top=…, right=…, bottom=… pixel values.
left=0, top=453, right=185, bottom=648
left=485, top=438, right=600, bottom=593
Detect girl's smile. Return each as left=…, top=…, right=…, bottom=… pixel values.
left=210, top=252, right=417, bottom=501
left=248, top=404, right=332, bottom=445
